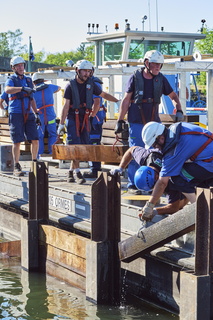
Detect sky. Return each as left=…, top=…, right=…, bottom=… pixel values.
left=1, top=0, right=213, bottom=55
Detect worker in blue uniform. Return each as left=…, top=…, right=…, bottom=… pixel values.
left=57, top=60, right=119, bottom=184
left=32, top=72, right=61, bottom=156
left=110, top=146, right=189, bottom=217
left=5, top=56, right=40, bottom=176
left=83, top=68, right=106, bottom=178
left=114, top=50, right=184, bottom=195
left=140, top=121, right=213, bottom=221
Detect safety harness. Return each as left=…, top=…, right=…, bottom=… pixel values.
left=36, top=84, right=54, bottom=125
left=163, top=123, right=213, bottom=163
left=8, top=75, right=33, bottom=123
left=181, top=131, right=213, bottom=162
left=133, top=68, right=163, bottom=124
left=69, top=77, right=94, bottom=136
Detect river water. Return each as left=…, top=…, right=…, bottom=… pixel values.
left=0, top=255, right=178, bottom=320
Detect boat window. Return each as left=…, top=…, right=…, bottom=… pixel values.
left=128, top=39, right=191, bottom=59
left=103, top=38, right=125, bottom=61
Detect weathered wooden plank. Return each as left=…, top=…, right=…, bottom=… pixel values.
left=0, top=117, right=9, bottom=124
left=0, top=124, right=9, bottom=130
left=52, top=144, right=128, bottom=162
left=0, top=240, right=21, bottom=257
left=44, top=260, right=86, bottom=291
left=39, top=243, right=86, bottom=275
left=159, top=114, right=199, bottom=123
left=101, top=137, right=128, bottom=146
left=0, top=129, right=10, bottom=136
left=39, top=224, right=88, bottom=258
left=119, top=203, right=195, bottom=262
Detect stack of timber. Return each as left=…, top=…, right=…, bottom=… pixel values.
left=0, top=117, right=31, bottom=152
left=101, top=119, right=129, bottom=146
left=0, top=116, right=62, bottom=154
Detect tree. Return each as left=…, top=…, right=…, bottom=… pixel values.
left=193, top=26, right=213, bottom=86
left=194, top=27, right=213, bottom=55
left=0, top=29, right=27, bottom=57
left=43, top=45, right=95, bottom=66
left=22, top=50, right=46, bottom=63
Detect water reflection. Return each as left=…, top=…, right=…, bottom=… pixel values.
left=0, top=256, right=177, bottom=320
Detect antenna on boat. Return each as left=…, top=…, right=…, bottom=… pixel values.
left=148, top=0, right=151, bottom=31
left=201, top=19, right=206, bottom=33
left=142, top=15, right=147, bottom=31
left=125, top=19, right=130, bottom=31
left=156, top=0, right=159, bottom=31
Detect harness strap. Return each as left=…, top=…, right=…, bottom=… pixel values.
left=75, top=109, right=80, bottom=137
left=9, top=94, right=29, bottom=101
left=81, top=109, right=91, bottom=133
left=181, top=131, right=213, bottom=161
left=138, top=104, right=156, bottom=125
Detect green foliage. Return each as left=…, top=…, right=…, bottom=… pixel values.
left=194, top=27, right=213, bottom=55
left=193, top=26, right=213, bottom=86
left=21, top=51, right=46, bottom=63
left=43, top=44, right=95, bottom=66
left=0, top=29, right=27, bottom=57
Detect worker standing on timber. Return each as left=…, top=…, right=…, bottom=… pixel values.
left=5, top=56, right=40, bottom=176
left=32, top=72, right=61, bottom=157
left=57, top=60, right=119, bottom=184
left=140, top=121, right=213, bottom=221
left=114, top=50, right=184, bottom=195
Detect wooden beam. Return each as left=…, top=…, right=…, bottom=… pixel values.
left=52, top=144, right=128, bottom=163
left=0, top=240, right=21, bottom=257
left=118, top=203, right=195, bottom=262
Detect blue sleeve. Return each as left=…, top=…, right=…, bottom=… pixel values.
left=49, top=84, right=60, bottom=93
left=0, top=91, right=8, bottom=100
left=5, top=78, right=14, bottom=87
left=162, top=76, right=173, bottom=95
left=125, top=74, right=134, bottom=93
left=93, top=83, right=102, bottom=96
left=93, top=82, right=102, bottom=98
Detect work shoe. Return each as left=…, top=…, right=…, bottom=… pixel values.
left=127, top=186, right=142, bottom=195
left=75, top=171, right=86, bottom=184
left=67, top=170, right=75, bottom=183
left=83, top=170, right=98, bottom=179
left=13, top=163, right=24, bottom=177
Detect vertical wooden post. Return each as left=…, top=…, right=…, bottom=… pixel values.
left=180, top=188, right=213, bottom=319
left=29, top=161, right=49, bottom=221
left=21, top=161, right=49, bottom=271
left=86, top=172, right=121, bottom=305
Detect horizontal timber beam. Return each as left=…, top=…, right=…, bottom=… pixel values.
left=52, top=144, right=128, bottom=163
left=119, top=203, right=195, bottom=262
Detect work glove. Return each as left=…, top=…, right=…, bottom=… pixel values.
left=114, top=120, right=126, bottom=134
left=175, top=110, right=184, bottom=122
left=35, top=113, right=41, bottom=126
left=21, top=87, right=35, bottom=94
left=110, top=167, right=124, bottom=176
left=89, top=116, right=95, bottom=131
left=140, top=201, right=157, bottom=221
left=57, top=124, right=65, bottom=135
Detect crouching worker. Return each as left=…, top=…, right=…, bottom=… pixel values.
left=140, top=120, right=213, bottom=221
left=110, top=145, right=189, bottom=220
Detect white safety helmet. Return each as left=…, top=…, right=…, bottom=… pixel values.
left=32, top=72, right=47, bottom=82
left=10, top=56, right=25, bottom=67
left=144, top=50, right=164, bottom=64
left=76, top=59, right=93, bottom=70
left=142, top=121, right=165, bottom=149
